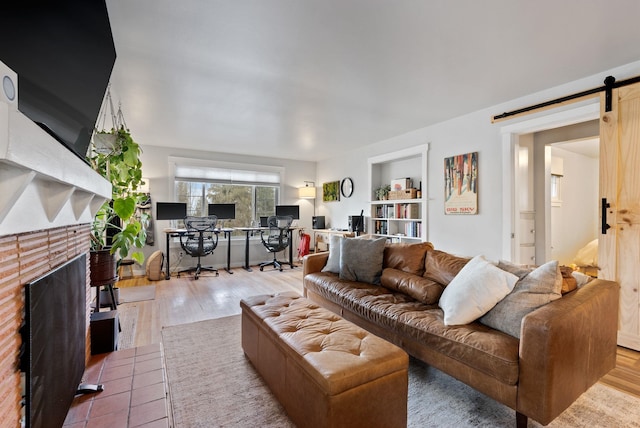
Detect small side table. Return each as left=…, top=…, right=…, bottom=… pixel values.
left=91, top=276, right=119, bottom=312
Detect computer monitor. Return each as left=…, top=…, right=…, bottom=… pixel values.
left=260, top=216, right=269, bottom=227
left=349, top=215, right=364, bottom=233
left=275, top=205, right=300, bottom=219
left=208, top=203, right=236, bottom=220
left=156, top=202, right=187, bottom=220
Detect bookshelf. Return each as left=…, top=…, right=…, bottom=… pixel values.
left=368, top=145, right=428, bottom=242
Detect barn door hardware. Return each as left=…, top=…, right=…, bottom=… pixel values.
left=602, top=198, right=611, bottom=234
left=604, top=76, right=616, bottom=112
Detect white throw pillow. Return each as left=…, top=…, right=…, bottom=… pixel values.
left=321, top=234, right=343, bottom=273
left=439, top=255, right=518, bottom=326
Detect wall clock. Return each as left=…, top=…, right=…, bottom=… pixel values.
left=340, top=177, right=354, bottom=198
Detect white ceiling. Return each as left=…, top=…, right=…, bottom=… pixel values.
left=105, top=0, right=640, bottom=162
left=554, top=138, right=600, bottom=159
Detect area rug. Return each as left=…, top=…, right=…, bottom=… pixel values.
left=117, top=304, right=139, bottom=350
left=162, top=315, right=640, bottom=428
left=119, top=285, right=156, bottom=303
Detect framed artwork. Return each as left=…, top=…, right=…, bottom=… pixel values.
left=444, top=152, right=478, bottom=215
left=322, top=181, right=341, bottom=202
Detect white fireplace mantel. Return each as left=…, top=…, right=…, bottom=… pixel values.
left=0, top=100, right=111, bottom=237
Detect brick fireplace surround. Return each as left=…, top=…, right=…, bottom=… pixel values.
left=1, top=64, right=114, bottom=427
left=0, top=224, right=92, bottom=427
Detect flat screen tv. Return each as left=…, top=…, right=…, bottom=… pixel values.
left=156, top=202, right=187, bottom=220
left=0, top=0, right=116, bottom=164
left=275, top=205, right=300, bottom=219
left=208, top=203, right=236, bottom=220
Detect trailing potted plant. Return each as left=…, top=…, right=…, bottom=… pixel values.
left=89, top=125, right=148, bottom=298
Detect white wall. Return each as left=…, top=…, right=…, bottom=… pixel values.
left=316, top=59, right=640, bottom=260
left=138, top=146, right=316, bottom=272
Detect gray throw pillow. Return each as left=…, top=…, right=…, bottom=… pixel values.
left=321, top=234, right=343, bottom=273
left=339, top=237, right=387, bottom=284
left=480, top=260, right=563, bottom=338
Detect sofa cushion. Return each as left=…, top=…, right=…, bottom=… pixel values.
left=339, top=237, right=387, bottom=284
left=380, top=268, right=444, bottom=304
left=439, top=255, right=518, bottom=326
left=397, top=309, right=520, bottom=385
left=480, top=260, right=562, bottom=338
left=321, top=234, right=343, bottom=273
left=423, top=249, right=470, bottom=285
left=383, top=242, right=433, bottom=276
left=305, top=272, right=427, bottom=331
left=304, top=272, right=520, bottom=385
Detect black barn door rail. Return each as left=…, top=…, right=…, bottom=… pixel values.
left=492, top=74, right=640, bottom=122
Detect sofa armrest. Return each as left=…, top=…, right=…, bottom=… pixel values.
left=303, top=252, right=329, bottom=276
left=517, top=279, right=619, bottom=425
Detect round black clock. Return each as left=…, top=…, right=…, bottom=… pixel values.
left=340, top=177, right=354, bottom=198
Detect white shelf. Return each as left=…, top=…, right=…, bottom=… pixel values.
left=367, top=145, right=428, bottom=242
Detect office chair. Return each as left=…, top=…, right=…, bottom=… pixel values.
left=178, top=215, right=219, bottom=279
left=259, top=215, right=293, bottom=271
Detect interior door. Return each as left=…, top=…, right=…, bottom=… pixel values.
left=599, top=81, right=640, bottom=351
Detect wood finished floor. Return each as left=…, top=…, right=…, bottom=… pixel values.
left=115, top=266, right=640, bottom=400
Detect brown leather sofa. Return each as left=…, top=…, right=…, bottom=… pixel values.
left=302, top=242, right=619, bottom=427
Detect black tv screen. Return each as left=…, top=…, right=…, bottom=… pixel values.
left=156, top=202, right=187, bottom=220
left=208, top=203, right=236, bottom=220
left=275, top=205, right=300, bottom=219
left=0, top=0, right=116, bottom=163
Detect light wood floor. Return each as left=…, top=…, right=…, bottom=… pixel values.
left=115, top=266, right=640, bottom=399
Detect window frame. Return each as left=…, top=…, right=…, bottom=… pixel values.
left=168, top=157, right=285, bottom=234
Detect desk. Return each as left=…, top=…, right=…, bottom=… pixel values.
left=220, top=228, right=234, bottom=274
left=236, top=227, right=298, bottom=272
left=163, top=228, right=233, bottom=279
left=313, top=229, right=355, bottom=253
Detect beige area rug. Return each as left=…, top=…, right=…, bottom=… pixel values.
left=162, top=315, right=640, bottom=428
left=117, top=304, right=139, bottom=350
left=119, top=285, right=156, bottom=303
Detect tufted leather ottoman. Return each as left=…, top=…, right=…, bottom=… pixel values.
left=240, top=292, right=408, bottom=428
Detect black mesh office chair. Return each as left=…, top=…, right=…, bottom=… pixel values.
left=178, top=215, right=219, bottom=279
left=259, top=215, right=293, bottom=271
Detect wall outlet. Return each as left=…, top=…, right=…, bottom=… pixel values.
left=178, top=251, right=184, bottom=257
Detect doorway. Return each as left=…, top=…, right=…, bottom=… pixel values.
left=500, top=103, right=600, bottom=264
left=548, top=138, right=599, bottom=266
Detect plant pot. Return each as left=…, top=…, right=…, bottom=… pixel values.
left=89, top=250, right=118, bottom=286
left=92, top=132, right=117, bottom=153
left=99, top=287, right=120, bottom=306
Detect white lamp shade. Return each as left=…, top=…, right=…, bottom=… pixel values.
left=299, top=185, right=316, bottom=199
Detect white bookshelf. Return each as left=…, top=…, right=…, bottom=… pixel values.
left=367, top=144, right=428, bottom=242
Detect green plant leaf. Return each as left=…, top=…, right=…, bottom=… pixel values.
left=131, top=251, right=145, bottom=265
left=113, top=197, right=136, bottom=221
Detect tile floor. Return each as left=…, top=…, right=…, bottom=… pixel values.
left=63, top=343, right=170, bottom=428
